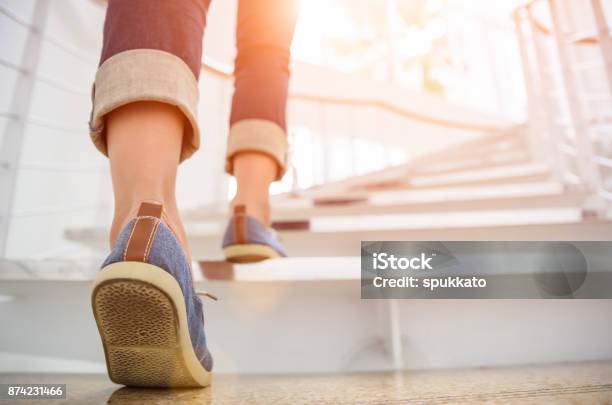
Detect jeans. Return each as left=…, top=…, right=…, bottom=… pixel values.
left=89, top=0, right=299, bottom=180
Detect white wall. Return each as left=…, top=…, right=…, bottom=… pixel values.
left=0, top=0, right=110, bottom=260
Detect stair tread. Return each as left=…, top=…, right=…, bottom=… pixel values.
left=185, top=186, right=585, bottom=222
left=409, top=163, right=550, bottom=187
left=5, top=244, right=612, bottom=282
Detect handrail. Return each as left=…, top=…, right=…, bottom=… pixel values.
left=516, top=3, right=604, bottom=46
left=201, top=57, right=232, bottom=78
left=285, top=93, right=503, bottom=132
left=514, top=0, right=612, bottom=213
left=200, top=60, right=503, bottom=133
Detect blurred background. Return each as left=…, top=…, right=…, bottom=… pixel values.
left=0, top=0, right=611, bottom=376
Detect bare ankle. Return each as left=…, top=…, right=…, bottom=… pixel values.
left=230, top=198, right=271, bottom=226
left=231, top=152, right=276, bottom=226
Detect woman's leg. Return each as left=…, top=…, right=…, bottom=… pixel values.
left=226, top=0, right=300, bottom=225
left=90, top=0, right=209, bottom=252
left=106, top=101, right=187, bottom=251
left=89, top=1, right=215, bottom=388
left=231, top=153, right=277, bottom=225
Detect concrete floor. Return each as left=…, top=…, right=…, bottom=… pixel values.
left=1, top=361, right=612, bottom=404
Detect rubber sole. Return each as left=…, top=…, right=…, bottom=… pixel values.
left=223, top=244, right=281, bottom=263
left=91, top=262, right=212, bottom=388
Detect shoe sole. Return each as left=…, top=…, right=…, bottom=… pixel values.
left=223, top=244, right=281, bottom=263
left=91, top=262, right=212, bottom=388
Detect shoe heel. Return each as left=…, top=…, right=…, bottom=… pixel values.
left=223, top=243, right=281, bottom=263
left=92, top=262, right=211, bottom=387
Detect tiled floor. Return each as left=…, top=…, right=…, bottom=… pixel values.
left=1, top=361, right=612, bottom=404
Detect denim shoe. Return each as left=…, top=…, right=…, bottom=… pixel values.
left=91, top=202, right=213, bottom=388
left=222, top=205, right=287, bottom=263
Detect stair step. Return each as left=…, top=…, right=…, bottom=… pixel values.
left=180, top=219, right=612, bottom=258
left=298, top=160, right=550, bottom=199
left=188, top=182, right=575, bottom=222
left=5, top=233, right=612, bottom=282
left=271, top=193, right=587, bottom=221
left=270, top=187, right=585, bottom=221
left=306, top=207, right=580, bottom=232
left=66, top=207, right=609, bottom=259
left=0, top=257, right=359, bottom=282
left=406, top=150, right=530, bottom=177
left=368, top=181, right=565, bottom=204
left=2, top=275, right=611, bottom=374
left=293, top=129, right=528, bottom=199
left=408, top=163, right=551, bottom=188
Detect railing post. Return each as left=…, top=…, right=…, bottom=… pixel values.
left=483, top=25, right=505, bottom=116
left=385, top=0, right=401, bottom=84
left=288, top=129, right=299, bottom=193
left=387, top=299, right=404, bottom=371
left=590, top=0, right=612, bottom=214
left=514, top=9, right=547, bottom=166
left=590, top=0, right=612, bottom=94
left=319, top=103, right=332, bottom=183
left=548, top=0, right=602, bottom=191
left=216, top=79, right=232, bottom=209
left=526, top=6, right=569, bottom=183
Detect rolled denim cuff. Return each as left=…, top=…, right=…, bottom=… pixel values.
left=225, top=119, right=288, bottom=181
left=89, top=49, right=200, bottom=162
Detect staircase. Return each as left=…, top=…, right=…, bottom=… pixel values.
left=174, top=123, right=611, bottom=260
left=61, top=123, right=612, bottom=261
left=1, top=0, right=612, bottom=377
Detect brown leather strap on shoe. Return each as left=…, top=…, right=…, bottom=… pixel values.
left=233, top=204, right=247, bottom=244
left=123, top=202, right=163, bottom=262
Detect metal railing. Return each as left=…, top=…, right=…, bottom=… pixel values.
left=514, top=0, right=612, bottom=213
left=201, top=56, right=503, bottom=134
